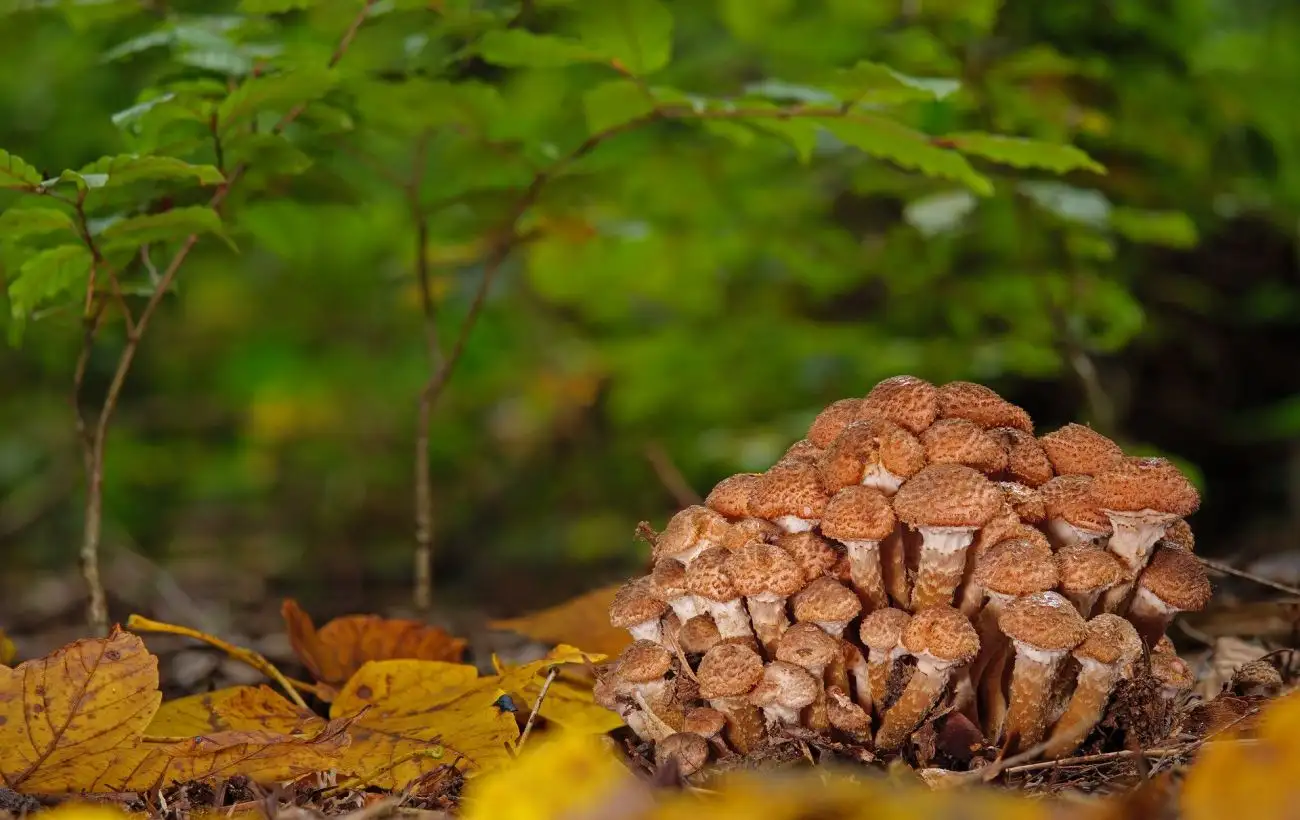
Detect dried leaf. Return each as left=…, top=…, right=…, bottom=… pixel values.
left=489, top=584, right=631, bottom=657
left=0, top=630, right=14, bottom=666
left=492, top=645, right=621, bottom=736
left=0, top=628, right=162, bottom=792
left=25, top=805, right=133, bottom=820
left=281, top=598, right=467, bottom=690
left=147, top=684, right=325, bottom=737
left=1182, top=691, right=1300, bottom=820
left=330, top=659, right=518, bottom=788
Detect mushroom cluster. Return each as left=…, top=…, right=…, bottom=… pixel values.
left=597, top=376, right=1209, bottom=774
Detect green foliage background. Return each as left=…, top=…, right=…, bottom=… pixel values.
left=1, top=0, right=1298, bottom=620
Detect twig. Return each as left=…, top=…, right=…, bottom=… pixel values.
left=643, top=441, right=702, bottom=507
left=518, top=666, right=559, bottom=749
left=1197, top=556, right=1300, bottom=597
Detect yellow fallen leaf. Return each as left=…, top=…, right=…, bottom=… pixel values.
left=282, top=598, right=467, bottom=692
left=492, top=645, right=621, bottom=736
left=0, top=628, right=162, bottom=792
left=26, top=804, right=133, bottom=820
left=460, top=731, right=643, bottom=820
left=0, top=629, right=14, bottom=666
left=1181, top=690, right=1300, bottom=820
left=147, top=685, right=325, bottom=737
left=330, top=659, right=519, bottom=788
left=489, top=584, right=631, bottom=657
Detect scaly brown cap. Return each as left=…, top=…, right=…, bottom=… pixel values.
left=617, top=639, right=674, bottom=682
left=1003, top=524, right=1054, bottom=554
left=1041, top=475, right=1113, bottom=534
left=777, top=531, right=841, bottom=581
left=860, top=375, right=938, bottom=434
left=778, top=439, right=824, bottom=466
left=936, top=381, right=1033, bottom=433
left=1161, top=518, right=1195, bottom=552
left=1138, top=547, right=1212, bottom=611
left=1090, top=457, right=1201, bottom=517
left=999, top=591, right=1088, bottom=651
left=698, top=643, right=765, bottom=698
left=1150, top=652, right=1193, bottom=692
left=893, top=463, right=1002, bottom=529
left=808, top=398, right=867, bottom=448
left=655, top=733, right=709, bottom=775
left=678, top=615, right=722, bottom=655
left=1056, top=544, right=1125, bottom=595
left=720, top=517, right=782, bottom=551
left=858, top=607, right=912, bottom=651
left=989, top=427, right=1054, bottom=487
left=1074, top=614, right=1142, bottom=666
left=1038, top=423, right=1124, bottom=477
left=921, top=418, right=1009, bottom=474
left=685, top=547, right=738, bottom=602
left=775, top=622, right=841, bottom=669
left=901, top=605, right=980, bottom=662
left=791, top=576, right=861, bottom=624
left=652, top=558, right=690, bottom=599
left=655, top=505, right=733, bottom=562
left=1154, top=635, right=1176, bottom=655
left=816, top=419, right=926, bottom=492
left=997, top=481, right=1047, bottom=523
left=973, top=539, right=1059, bottom=596
left=609, top=577, right=668, bottom=628
left=826, top=686, right=872, bottom=734
left=749, top=661, right=819, bottom=709
left=724, top=540, right=806, bottom=598
left=820, top=485, right=896, bottom=542
left=683, top=706, right=726, bottom=739
left=706, top=473, right=760, bottom=519
left=748, top=461, right=830, bottom=522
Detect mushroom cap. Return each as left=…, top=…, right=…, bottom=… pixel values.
left=1038, top=423, right=1124, bottom=477
left=1090, top=457, right=1201, bottom=517
left=617, top=639, right=674, bottom=682
left=860, top=375, right=939, bottom=435
left=973, top=538, right=1059, bottom=596
left=936, top=381, right=1033, bottom=433
left=808, top=398, right=868, bottom=448
left=989, top=427, right=1054, bottom=487
left=1161, top=518, right=1195, bottom=552
left=1154, top=635, right=1176, bottom=655
left=826, top=686, right=872, bottom=734
left=652, top=558, right=690, bottom=599
left=1041, top=475, right=1113, bottom=534
left=858, top=607, right=912, bottom=651
left=1003, top=523, right=1054, bottom=554
left=683, top=706, right=727, bottom=738
left=997, top=481, right=1047, bottom=523
left=893, top=463, right=1003, bottom=529
left=901, top=605, right=980, bottom=662
left=777, top=531, right=842, bottom=581
left=1075, top=614, right=1142, bottom=665
left=820, top=485, right=896, bottom=542
left=685, top=547, right=738, bottom=602
left=678, top=615, right=722, bottom=655
left=1138, top=547, right=1212, bottom=611
left=920, top=418, right=1009, bottom=474
left=1150, top=652, right=1193, bottom=691
left=609, top=577, right=668, bottom=627
left=1230, top=660, right=1283, bottom=695
left=791, top=576, right=862, bottom=623
left=655, top=505, right=732, bottom=562
left=706, top=474, right=761, bottom=519
left=779, top=439, right=824, bottom=466
left=724, top=540, right=806, bottom=598
left=655, top=732, right=709, bottom=775
left=720, top=516, right=783, bottom=551
left=749, top=461, right=830, bottom=521
left=697, top=643, right=765, bottom=698
left=749, top=660, right=819, bottom=709
left=817, top=419, right=925, bottom=492
left=775, top=621, right=841, bottom=668
left=1055, top=544, right=1126, bottom=594
left=999, top=591, right=1088, bottom=651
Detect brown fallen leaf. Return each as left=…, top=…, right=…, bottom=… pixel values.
left=281, top=598, right=467, bottom=691
left=0, top=627, right=162, bottom=792
left=489, top=584, right=631, bottom=657
left=147, top=684, right=325, bottom=737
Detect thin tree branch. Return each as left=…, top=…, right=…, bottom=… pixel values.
left=644, top=441, right=701, bottom=508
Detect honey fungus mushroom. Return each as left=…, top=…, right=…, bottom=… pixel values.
left=819, top=485, right=896, bottom=611
left=859, top=375, right=939, bottom=435
left=748, top=461, right=831, bottom=533
left=875, top=605, right=980, bottom=751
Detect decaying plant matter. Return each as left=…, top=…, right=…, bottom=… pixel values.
left=597, top=375, right=1214, bottom=775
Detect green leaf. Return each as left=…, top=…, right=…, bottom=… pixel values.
left=582, top=80, right=655, bottom=135
left=101, top=206, right=231, bottom=251
left=1109, top=208, right=1198, bottom=248
left=7, top=245, right=93, bottom=320
left=749, top=120, right=821, bottom=163
left=823, top=62, right=960, bottom=105
left=223, top=133, right=313, bottom=178
left=575, top=0, right=673, bottom=75
left=0, top=208, right=78, bottom=243
left=74, top=155, right=224, bottom=188
left=942, top=132, right=1106, bottom=175
left=822, top=118, right=993, bottom=195
left=0, top=149, right=43, bottom=191
left=477, top=29, right=598, bottom=67
left=217, top=67, right=337, bottom=133
left=239, top=0, right=316, bottom=11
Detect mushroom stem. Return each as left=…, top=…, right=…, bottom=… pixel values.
left=745, top=595, right=790, bottom=656
left=774, top=515, right=816, bottom=533
left=1042, top=658, right=1120, bottom=759
left=841, top=539, right=889, bottom=611
left=1126, top=587, right=1181, bottom=647
left=1002, top=642, right=1068, bottom=751
left=861, top=463, right=905, bottom=495
left=627, top=621, right=663, bottom=644
left=706, top=696, right=767, bottom=754
left=875, top=654, right=955, bottom=751
left=705, top=600, right=756, bottom=642
left=865, top=656, right=896, bottom=715
left=881, top=526, right=910, bottom=608
left=911, top=526, right=976, bottom=609
left=1063, top=589, right=1103, bottom=619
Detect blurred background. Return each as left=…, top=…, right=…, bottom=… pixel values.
left=2, top=0, right=1298, bottom=655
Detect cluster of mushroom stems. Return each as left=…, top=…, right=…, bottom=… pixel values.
left=597, top=376, right=1208, bottom=776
